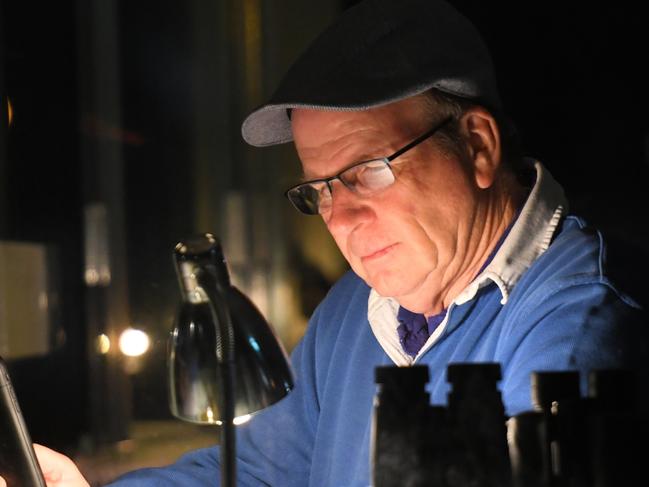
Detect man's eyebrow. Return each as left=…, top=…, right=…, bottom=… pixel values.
left=299, top=171, right=330, bottom=183
left=298, top=153, right=383, bottom=184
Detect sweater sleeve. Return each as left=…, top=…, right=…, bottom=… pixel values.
left=496, top=275, right=648, bottom=416
left=105, top=307, right=323, bottom=487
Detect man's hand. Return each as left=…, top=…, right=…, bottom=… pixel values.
left=33, top=444, right=90, bottom=487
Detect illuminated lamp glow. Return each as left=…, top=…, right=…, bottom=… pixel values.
left=119, top=328, right=150, bottom=357
left=215, top=414, right=252, bottom=426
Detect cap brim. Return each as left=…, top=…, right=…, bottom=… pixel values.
left=240, top=0, right=501, bottom=147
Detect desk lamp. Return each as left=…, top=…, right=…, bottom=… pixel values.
left=168, top=233, right=294, bottom=487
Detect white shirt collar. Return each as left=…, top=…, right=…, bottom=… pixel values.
left=367, top=160, right=568, bottom=365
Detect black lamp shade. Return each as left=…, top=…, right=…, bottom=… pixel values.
left=168, top=233, right=294, bottom=425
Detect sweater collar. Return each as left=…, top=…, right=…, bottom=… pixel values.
left=367, top=160, right=568, bottom=365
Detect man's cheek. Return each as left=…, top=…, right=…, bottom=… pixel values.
left=330, top=233, right=350, bottom=262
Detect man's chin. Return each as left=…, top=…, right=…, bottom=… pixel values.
left=365, top=277, right=420, bottom=302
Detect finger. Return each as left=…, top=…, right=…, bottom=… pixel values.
left=0, top=475, right=7, bottom=487
left=33, top=444, right=66, bottom=481
left=32, top=443, right=89, bottom=486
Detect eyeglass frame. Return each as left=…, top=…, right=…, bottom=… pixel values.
left=284, top=115, right=453, bottom=216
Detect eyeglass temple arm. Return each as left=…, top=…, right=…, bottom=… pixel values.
left=387, top=116, right=452, bottom=162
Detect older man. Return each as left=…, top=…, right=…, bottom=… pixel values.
left=17, top=0, right=647, bottom=486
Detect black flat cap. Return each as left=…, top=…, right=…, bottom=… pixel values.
left=241, top=0, right=501, bottom=147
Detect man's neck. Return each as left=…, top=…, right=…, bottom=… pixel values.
left=399, top=182, right=524, bottom=317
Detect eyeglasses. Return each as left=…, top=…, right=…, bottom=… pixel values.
left=285, top=116, right=452, bottom=216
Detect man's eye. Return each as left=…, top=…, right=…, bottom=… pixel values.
left=355, top=164, right=394, bottom=192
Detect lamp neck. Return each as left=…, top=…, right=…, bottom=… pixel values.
left=173, top=234, right=231, bottom=304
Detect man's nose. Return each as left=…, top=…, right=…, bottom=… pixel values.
left=324, top=182, right=374, bottom=232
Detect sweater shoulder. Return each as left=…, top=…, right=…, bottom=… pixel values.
left=511, top=214, right=640, bottom=309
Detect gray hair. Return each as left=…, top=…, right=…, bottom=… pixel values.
left=421, top=89, right=528, bottom=185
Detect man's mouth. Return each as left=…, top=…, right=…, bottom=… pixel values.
left=360, top=243, right=399, bottom=263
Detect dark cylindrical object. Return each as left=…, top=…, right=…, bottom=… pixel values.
left=587, top=369, right=635, bottom=414
left=530, top=371, right=587, bottom=487
left=445, top=362, right=511, bottom=487
left=507, top=411, right=550, bottom=487
left=586, top=369, right=645, bottom=487
left=420, top=405, right=450, bottom=487
left=372, top=365, right=433, bottom=487
left=531, top=371, right=580, bottom=413
left=587, top=411, right=647, bottom=487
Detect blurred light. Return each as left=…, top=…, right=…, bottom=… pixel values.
left=233, top=414, right=252, bottom=425
left=116, top=439, right=136, bottom=454
left=248, top=336, right=260, bottom=353
left=7, top=98, right=13, bottom=126
left=118, top=328, right=150, bottom=357
left=38, top=292, right=49, bottom=311
left=56, top=328, right=67, bottom=348
left=84, top=204, right=112, bottom=287
left=96, top=334, right=111, bottom=354
left=84, top=268, right=100, bottom=286
left=215, top=414, right=252, bottom=426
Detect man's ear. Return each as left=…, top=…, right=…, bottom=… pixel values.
left=458, top=107, right=502, bottom=189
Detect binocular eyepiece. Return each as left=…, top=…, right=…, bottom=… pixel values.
left=371, top=364, right=647, bottom=487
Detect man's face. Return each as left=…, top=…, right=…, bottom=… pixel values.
left=291, top=97, right=484, bottom=314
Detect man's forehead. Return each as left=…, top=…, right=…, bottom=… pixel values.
left=292, top=114, right=387, bottom=179
left=291, top=102, right=427, bottom=179
left=292, top=109, right=390, bottom=157
left=291, top=96, right=429, bottom=144
left=292, top=109, right=375, bottom=142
